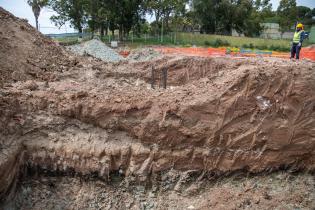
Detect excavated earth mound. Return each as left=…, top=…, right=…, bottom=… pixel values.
left=0, top=7, right=78, bottom=86
left=0, top=8, right=315, bottom=209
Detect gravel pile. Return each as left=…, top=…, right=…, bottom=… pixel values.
left=67, top=39, right=124, bottom=62
left=128, top=48, right=161, bottom=62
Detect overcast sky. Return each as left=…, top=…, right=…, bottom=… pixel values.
left=0, top=0, right=314, bottom=34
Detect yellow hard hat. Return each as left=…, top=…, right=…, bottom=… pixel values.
left=296, top=23, right=303, bottom=29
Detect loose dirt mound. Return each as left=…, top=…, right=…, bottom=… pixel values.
left=0, top=8, right=315, bottom=209
left=0, top=7, right=77, bottom=86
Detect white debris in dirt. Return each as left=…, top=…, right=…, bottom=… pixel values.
left=67, top=39, right=124, bottom=62
left=256, top=96, right=272, bottom=110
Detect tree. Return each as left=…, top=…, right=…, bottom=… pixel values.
left=86, top=0, right=108, bottom=37
left=277, top=0, right=297, bottom=33
left=106, top=0, right=146, bottom=40
left=27, top=0, right=48, bottom=30
left=49, top=0, right=89, bottom=36
left=296, top=6, right=314, bottom=26
left=192, top=0, right=218, bottom=34
left=296, top=6, right=311, bottom=20
left=232, top=0, right=256, bottom=36
left=244, top=0, right=273, bottom=37
left=147, top=0, right=187, bottom=34
left=192, top=0, right=256, bottom=36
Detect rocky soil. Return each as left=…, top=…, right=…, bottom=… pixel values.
left=4, top=171, right=314, bottom=210
left=67, top=39, right=124, bottom=62
left=0, top=7, right=315, bottom=210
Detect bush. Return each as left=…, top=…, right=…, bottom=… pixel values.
left=222, top=40, right=231, bottom=46
left=58, top=39, right=79, bottom=46
left=184, top=44, right=192, bottom=48
left=242, top=44, right=249, bottom=48
left=269, top=45, right=280, bottom=51
left=204, top=40, right=211, bottom=46
left=212, top=38, right=230, bottom=47
left=213, top=38, right=223, bottom=47
left=256, top=45, right=266, bottom=50
left=278, top=46, right=290, bottom=52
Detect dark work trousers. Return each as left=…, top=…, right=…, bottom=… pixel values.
left=290, top=43, right=302, bottom=59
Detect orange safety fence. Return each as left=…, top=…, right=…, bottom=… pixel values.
left=154, top=47, right=226, bottom=57
left=119, top=50, right=130, bottom=58
left=302, top=48, right=315, bottom=61
left=154, top=46, right=315, bottom=61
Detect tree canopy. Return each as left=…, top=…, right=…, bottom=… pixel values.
left=44, top=0, right=314, bottom=39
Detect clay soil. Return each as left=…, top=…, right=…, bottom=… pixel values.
left=1, top=7, right=315, bottom=210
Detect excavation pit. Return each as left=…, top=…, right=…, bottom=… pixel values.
left=0, top=7, right=315, bottom=209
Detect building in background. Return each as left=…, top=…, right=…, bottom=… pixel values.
left=260, top=23, right=294, bottom=40
left=232, top=23, right=299, bottom=40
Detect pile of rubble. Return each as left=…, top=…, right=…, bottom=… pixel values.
left=128, top=48, right=162, bottom=62
left=67, top=39, right=124, bottom=62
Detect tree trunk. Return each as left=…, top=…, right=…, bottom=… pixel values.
left=119, top=25, right=123, bottom=41
left=35, top=17, right=39, bottom=31
left=34, top=12, right=39, bottom=31
left=111, top=30, right=115, bottom=40
left=33, top=7, right=40, bottom=31
left=78, top=27, right=83, bottom=38
left=100, top=24, right=104, bottom=37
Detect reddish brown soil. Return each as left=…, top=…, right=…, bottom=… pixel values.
left=0, top=7, right=315, bottom=209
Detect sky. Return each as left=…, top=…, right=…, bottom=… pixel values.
left=0, top=0, right=75, bottom=34
left=0, top=0, right=314, bottom=34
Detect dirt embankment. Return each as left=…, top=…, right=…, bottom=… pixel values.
left=0, top=7, right=315, bottom=209
left=0, top=7, right=78, bottom=86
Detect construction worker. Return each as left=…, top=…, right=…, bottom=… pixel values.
left=291, top=23, right=305, bottom=60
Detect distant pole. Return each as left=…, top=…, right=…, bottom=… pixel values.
left=161, top=19, right=164, bottom=43
left=174, top=30, right=177, bottom=44
left=107, top=21, right=110, bottom=43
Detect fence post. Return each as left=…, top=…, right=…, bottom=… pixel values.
left=174, top=32, right=176, bottom=44
left=162, top=68, right=167, bottom=89
left=151, top=67, right=155, bottom=89
left=161, top=20, right=164, bottom=43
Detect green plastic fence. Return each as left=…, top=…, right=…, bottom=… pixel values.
left=310, top=26, right=315, bottom=44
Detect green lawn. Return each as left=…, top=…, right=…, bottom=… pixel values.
left=51, top=32, right=312, bottom=52
left=176, top=33, right=291, bottom=48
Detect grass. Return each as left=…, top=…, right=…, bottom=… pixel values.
left=176, top=33, right=292, bottom=49
left=51, top=32, right=312, bottom=52
left=122, top=33, right=295, bottom=52
left=52, top=36, right=92, bottom=46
